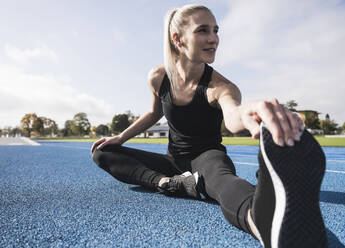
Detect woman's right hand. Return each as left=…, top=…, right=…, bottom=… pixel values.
left=91, top=135, right=124, bottom=154
left=238, top=99, right=304, bottom=146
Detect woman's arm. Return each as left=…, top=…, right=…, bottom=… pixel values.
left=216, top=81, right=304, bottom=147
left=91, top=67, right=165, bottom=153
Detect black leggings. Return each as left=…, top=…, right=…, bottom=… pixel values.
left=92, top=144, right=255, bottom=234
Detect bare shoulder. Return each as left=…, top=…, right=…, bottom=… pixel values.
left=209, top=69, right=242, bottom=106
left=147, top=65, right=166, bottom=96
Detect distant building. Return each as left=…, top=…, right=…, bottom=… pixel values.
left=136, top=124, right=169, bottom=138
left=296, top=110, right=320, bottom=122
left=296, top=110, right=323, bottom=135
left=147, top=124, right=169, bottom=138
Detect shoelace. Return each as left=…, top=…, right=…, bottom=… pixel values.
left=168, top=177, right=183, bottom=192
left=161, top=176, right=184, bottom=194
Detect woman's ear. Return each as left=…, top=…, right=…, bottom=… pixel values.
left=172, top=33, right=183, bottom=48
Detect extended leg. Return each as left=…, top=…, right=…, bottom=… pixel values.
left=250, top=123, right=327, bottom=248
left=92, top=144, right=181, bottom=190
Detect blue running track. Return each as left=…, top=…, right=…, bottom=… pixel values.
left=1, top=142, right=344, bottom=247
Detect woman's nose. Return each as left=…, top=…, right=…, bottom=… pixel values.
left=208, top=33, right=219, bottom=44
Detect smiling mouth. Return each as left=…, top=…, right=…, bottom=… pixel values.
left=203, top=48, right=216, bottom=52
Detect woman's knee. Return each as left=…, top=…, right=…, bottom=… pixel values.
left=92, top=147, right=116, bottom=170
left=92, top=144, right=121, bottom=166
left=193, top=149, right=236, bottom=175
left=91, top=148, right=103, bottom=167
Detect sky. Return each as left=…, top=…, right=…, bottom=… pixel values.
left=1, top=0, right=345, bottom=129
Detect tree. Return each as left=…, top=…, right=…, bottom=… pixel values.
left=304, top=115, right=320, bottom=130
left=9, top=127, right=22, bottom=137
left=20, top=113, right=39, bottom=137
left=320, top=119, right=338, bottom=135
left=342, top=122, right=345, bottom=132
left=20, top=114, right=58, bottom=137
left=60, top=120, right=73, bottom=137
left=32, top=118, right=44, bottom=136
left=284, top=100, right=298, bottom=111
left=111, top=114, right=130, bottom=134
left=70, top=113, right=91, bottom=136
left=39, top=117, right=58, bottom=136
left=89, top=126, right=96, bottom=137
left=125, top=110, right=135, bottom=124
left=96, top=124, right=110, bottom=136
left=1, top=127, right=10, bottom=137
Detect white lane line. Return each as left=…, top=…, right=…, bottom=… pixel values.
left=234, top=161, right=258, bottom=166
left=230, top=154, right=345, bottom=164
left=327, top=160, right=345, bottom=163
left=229, top=153, right=257, bottom=158
left=233, top=161, right=345, bottom=174
left=326, top=170, right=345, bottom=174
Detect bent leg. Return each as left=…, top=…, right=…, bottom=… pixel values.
left=191, top=149, right=255, bottom=234
left=92, top=144, right=181, bottom=190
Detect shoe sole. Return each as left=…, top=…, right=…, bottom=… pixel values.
left=259, top=123, right=327, bottom=248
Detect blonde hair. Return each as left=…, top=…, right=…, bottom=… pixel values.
left=163, top=4, right=213, bottom=82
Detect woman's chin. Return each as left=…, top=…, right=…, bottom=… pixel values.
left=192, top=55, right=216, bottom=64
left=204, top=57, right=216, bottom=64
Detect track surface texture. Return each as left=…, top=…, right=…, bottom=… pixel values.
left=1, top=141, right=344, bottom=248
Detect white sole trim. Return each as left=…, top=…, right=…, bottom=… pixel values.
left=181, top=171, right=192, bottom=177
left=260, top=123, right=286, bottom=248
left=193, top=171, right=199, bottom=184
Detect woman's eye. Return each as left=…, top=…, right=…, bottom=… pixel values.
left=199, top=29, right=207, bottom=32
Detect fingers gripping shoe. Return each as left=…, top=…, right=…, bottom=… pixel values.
left=159, top=171, right=202, bottom=200
left=251, top=123, right=327, bottom=248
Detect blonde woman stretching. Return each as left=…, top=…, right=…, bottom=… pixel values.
left=91, top=5, right=327, bottom=248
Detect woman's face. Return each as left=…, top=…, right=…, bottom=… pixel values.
left=178, top=10, right=219, bottom=64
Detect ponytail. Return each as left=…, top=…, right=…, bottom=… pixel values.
left=163, top=8, right=178, bottom=82
left=163, top=5, right=213, bottom=82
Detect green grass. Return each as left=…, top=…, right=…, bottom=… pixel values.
left=33, top=137, right=169, bottom=144
left=33, top=136, right=345, bottom=147
left=222, top=137, right=259, bottom=146
left=314, top=136, right=345, bottom=147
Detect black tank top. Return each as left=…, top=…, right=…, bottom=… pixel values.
left=159, top=64, right=225, bottom=158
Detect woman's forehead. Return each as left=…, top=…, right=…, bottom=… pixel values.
left=188, top=10, right=217, bottom=27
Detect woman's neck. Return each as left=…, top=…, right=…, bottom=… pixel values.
left=175, top=59, right=205, bottom=87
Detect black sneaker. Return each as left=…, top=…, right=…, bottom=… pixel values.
left=251, top=123, right=327, bottom=248
left=159, top=171, right=201, bottom=199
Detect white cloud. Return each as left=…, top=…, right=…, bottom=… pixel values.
left=216, top=0, right=345, bottom=124
left=0, top=61, right=115, bottom=129
left=4, top=43, right=59, bottom=64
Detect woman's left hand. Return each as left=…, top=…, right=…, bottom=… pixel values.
left=239, top=98, right=304, bottom=146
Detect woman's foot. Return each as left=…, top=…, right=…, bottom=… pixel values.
left=250, top=123, right=327, bottom=248
left=158, top=171, right=201, bottom=199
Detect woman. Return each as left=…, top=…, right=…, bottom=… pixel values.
left=91, top=5, right=327, bottom=248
